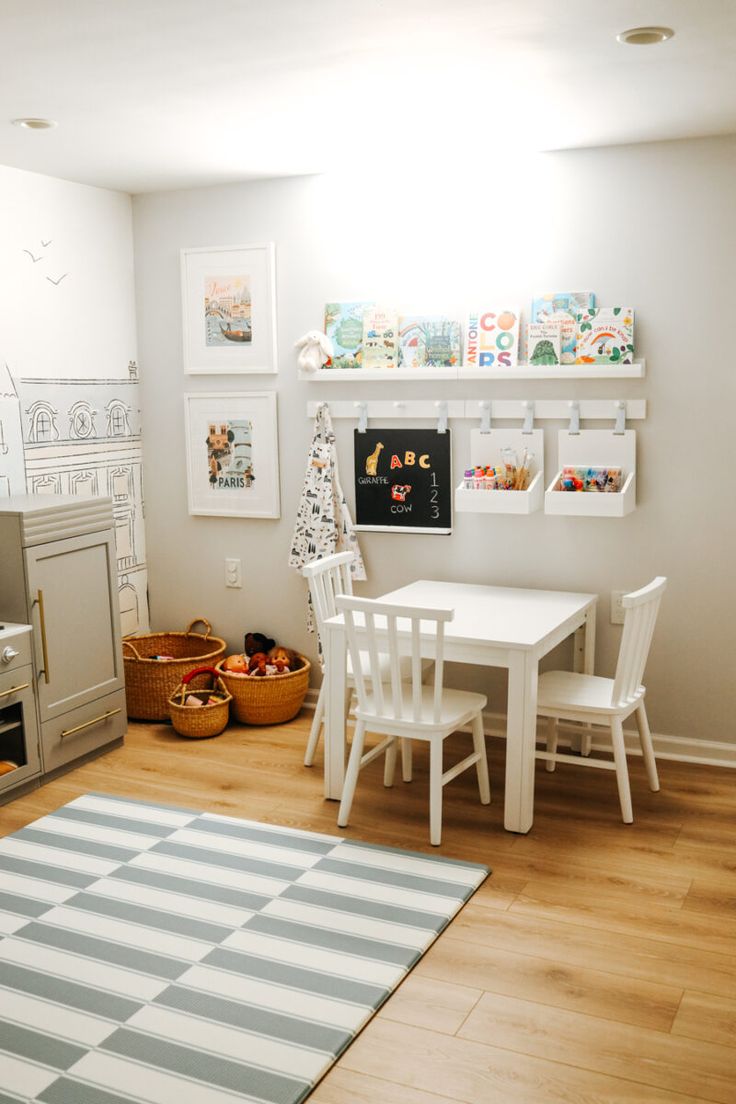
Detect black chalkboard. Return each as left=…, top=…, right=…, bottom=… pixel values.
left=354, top=428, right=452, bottom=533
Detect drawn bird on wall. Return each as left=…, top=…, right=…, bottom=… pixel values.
left=40, top=239, right=52, bottom=248
left=22, top=249, right=42, bottom=263
left=46, top=273, right=68, bottom=286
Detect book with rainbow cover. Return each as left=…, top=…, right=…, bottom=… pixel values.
left=575, top=307, right=634, bottom=364
left=398, top=316, right=461, bottom=368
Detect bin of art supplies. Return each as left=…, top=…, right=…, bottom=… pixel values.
left=168, top=667, right=232, bottom=738
left=455, top=428, right=544, bottom=514
left=545, top=430, right=636, bottom=517
left=122, top=618, right=227, bottom=721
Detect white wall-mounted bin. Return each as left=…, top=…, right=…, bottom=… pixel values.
left=545, top=429, right=636, bottom=517
left=455, top=428, right=544, bottom=515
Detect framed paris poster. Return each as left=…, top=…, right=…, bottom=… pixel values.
left=181, top=243, right=277, bottom=374
left=184, top=391, right=280, bottom=518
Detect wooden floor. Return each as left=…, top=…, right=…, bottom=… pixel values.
left=2, top=715, right=735, bottom=1104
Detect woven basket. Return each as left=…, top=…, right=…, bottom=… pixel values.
left=168, top=667, right=232, bottom=739
left=216, top=656, right=311, bottom=725
left=122, top=618, right=227, bottom=721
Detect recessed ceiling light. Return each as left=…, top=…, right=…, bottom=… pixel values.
left=617, top=26, right=674, bottom=46
left=12, top=117, right=57, bottom=130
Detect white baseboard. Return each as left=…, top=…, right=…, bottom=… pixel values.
left=300, top=689, right=736, bottom=769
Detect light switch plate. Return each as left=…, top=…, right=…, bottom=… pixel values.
left=225, top=558, right=242, bottom=588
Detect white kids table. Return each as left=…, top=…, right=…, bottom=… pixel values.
left=322, top=580, right=597, bottom=833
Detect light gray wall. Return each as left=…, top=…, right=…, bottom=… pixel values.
left=133, top=136, right=736, bottom=745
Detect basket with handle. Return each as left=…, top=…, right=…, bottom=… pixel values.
left=216, top=656, right=311, bottom=725
left=168, top=666, right=232, bottom=738
left=122, top=618, right=227, bottom=721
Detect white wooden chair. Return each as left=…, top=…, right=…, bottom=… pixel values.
left=536, top=576, right=667, bottom=823
left=301, top=552, right=432, bottom=773
left=301, top=552, right=356, bottom=768
left=335, top=595, right=490, bottom=846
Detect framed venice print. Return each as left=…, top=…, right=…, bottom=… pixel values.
left=184, top=391, right=280, bottom=518
left=181, top=243, right=277, bottom=374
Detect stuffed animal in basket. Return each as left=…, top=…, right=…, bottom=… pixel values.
left=244, top=632, right=275, bottom=657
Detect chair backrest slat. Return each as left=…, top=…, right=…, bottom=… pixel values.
left=301, top=552, right=355, bottom=650
left=612, top=577, right=667, bottom=706
left=336, top=595, right=454, bottom=724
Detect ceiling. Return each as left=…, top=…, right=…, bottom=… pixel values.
left=1, top=0, right=735, bottom=194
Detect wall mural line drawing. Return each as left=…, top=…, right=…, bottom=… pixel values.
left=0, top=364, right=150, bottom=635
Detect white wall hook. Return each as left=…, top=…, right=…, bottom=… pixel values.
left=614, top=400, right=626, bottom=435
left=522, top=400, right=535, bottom=435
left=479, top=400, right=492, bottom=435
left=355, top=401, right=368, bottom=433
left=435, top=400, right=448, bottom=434
left=568, top=401, right=581, bottom=435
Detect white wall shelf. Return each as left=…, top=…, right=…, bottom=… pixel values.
left=298, top=366, right=457, bottom=382
left=455, top=428, right=545, bottom=515
left=458, top=359, right=645, bottom=381
left=300, top=359, right=645, bottom=383
left=545, top=430, right=637, bottom=518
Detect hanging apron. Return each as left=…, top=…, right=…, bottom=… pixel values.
left=289, top=404, right=366, bottom=648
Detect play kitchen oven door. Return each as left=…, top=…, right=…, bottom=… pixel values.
left=0, top=625, right=41, bottom=798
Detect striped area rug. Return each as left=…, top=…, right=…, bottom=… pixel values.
left=0, top=793, right=489, bottom=1104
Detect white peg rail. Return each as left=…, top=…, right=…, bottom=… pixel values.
left=307, top=399, right=646, bottom=422
left=306, top=401, right=466, bottom=420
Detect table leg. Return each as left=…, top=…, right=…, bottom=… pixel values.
left=572, top=603, right=597, bottom=756
left=505, top=650, right=538, bottom=833
left=324, top=621, right=347, bottom=800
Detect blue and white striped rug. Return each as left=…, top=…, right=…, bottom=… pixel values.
left=0, top=793, right=489, bottom=1104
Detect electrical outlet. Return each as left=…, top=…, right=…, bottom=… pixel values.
left=610, top=590, right=626, bottom=625
left=225, top=558, right=242, bottom=588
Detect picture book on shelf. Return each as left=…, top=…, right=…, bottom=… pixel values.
left=531, top=292, right=595, bottom=363
left=527, top=322, right=561, bottom=366
left=465, top=309, right=520, bottom=370
left=324, top=301, right=372, bottom=369
left=398, top=316, right=461, bottom=368
left=362, top=307, right=398, bottom=370
left=575, top=307, right=634, bottom=364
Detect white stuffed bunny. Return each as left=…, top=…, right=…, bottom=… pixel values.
left=295, top=330, right=333, bottom=373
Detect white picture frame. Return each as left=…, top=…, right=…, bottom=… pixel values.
left=184, top=391, right=280, bottom=518
left=181, top=242, right=277, bottom=374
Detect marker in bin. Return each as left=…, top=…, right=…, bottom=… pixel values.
left=559, top=466, right=622, bottom=492
left=464, top=448, right=534, bottom=491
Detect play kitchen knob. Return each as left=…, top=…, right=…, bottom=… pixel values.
left=1, top=647, right=19, bottom=664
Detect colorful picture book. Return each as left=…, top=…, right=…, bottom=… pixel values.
left=398, top=317, right=461, bottom=368
left=464, top=309, right=520, bottom=370
left=531, top=292, right=595, bottom=364
left=324, top=302, right=372, bottom=369
left=575, top=307, right=634, bottom=364
left=527, top=322, right=561, bottom=366
left=362, top=308, right=398, bottom=370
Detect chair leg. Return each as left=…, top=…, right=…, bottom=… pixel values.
left=545, top=716, right=558, bottom=772
left=471, top=713, right=491, bottom=804
left=400, top=738, right=413, bottom=782
left=337, top=721, right=366, bottom=829
left=304, top=683, right=324, bottom=767
left=429, top=737, right=443, bottom=846
left=635, top=702, right=660, bottom=792
left=384, top=736, right=398, bottom=787
left=610, top=717, right=633, bottom=824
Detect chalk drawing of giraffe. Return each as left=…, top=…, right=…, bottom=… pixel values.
left=365, top=441, right=384, bottom=476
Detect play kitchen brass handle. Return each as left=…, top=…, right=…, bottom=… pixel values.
left=33, top=590, right=51, bottom=685
left=0, top=682, right=30, bottom=700
left=60, top=708, right=122, bottom=740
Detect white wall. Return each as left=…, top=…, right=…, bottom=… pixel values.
left=133, top=136, right=736, bottom=745
left=0, top=162, right=150, bottom=632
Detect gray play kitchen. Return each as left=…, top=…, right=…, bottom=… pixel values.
left=0, top=495, right=126, bottom=802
